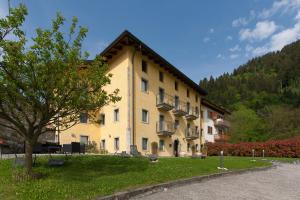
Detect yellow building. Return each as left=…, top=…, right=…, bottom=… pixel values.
left=59, top=30, right=207, bottom=157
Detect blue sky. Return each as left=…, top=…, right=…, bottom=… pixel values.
left=1, top=0, right=300, bottom=82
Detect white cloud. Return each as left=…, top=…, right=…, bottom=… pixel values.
left=229, top=44, right=241, bottom=52
left=217, top=54, right=225, bottom=59
left=226, top=35, right=233, bottom=41
left=232, top=10, right=256, bottom=27
left=239, top=20, right=278, bottom=41
left=232, top=17, right=248, bottom=27
left=230, top=54, right=239, bottom=59
left=203, top=37, right=210, bottom=43
left=245, top=44, right=254, bottom=52
left=259, top=0, right=300, bottom=19
left=250, top=25, right=300, bottom=56
left=269, top=22, right=300, bottom=51
left=296, top=10, right=300, bottom=20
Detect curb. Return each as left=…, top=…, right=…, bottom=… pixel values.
left=95, top=164, right=275, bottom=200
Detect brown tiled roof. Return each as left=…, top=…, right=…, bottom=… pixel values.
left=201, top=98, right=231, bottom=115
left=99, top=30, right=207, bottom=95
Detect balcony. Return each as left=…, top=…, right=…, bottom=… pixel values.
left=172, top=101, right=187, bottom=117
left=214, top=118, right=230, bottom=128
left=156, top=93, right=174, bottom=111
left=185, top=107, right=199, bottom=120
left=156, top=121, right=175, bottom=136
left=185, top=128, right=200, bottom=140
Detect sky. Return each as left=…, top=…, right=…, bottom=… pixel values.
left=1, top=0, right=300, bottom=83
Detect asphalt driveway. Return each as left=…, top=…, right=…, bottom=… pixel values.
left=132, top=163, right=300, bottom=200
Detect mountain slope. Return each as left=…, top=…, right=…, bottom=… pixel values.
left=200, top=40, right=300, bottom=142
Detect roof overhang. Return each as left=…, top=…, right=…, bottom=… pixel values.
left=99, top=30, right=207, bottom=96
left=201, top=98, right=231, bottom=115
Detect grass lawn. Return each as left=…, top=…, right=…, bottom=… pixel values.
left=0, top=155, right=270, bottom=200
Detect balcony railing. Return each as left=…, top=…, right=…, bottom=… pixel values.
left=185, top=106, right=199, bottom=120
left=185, top=128, right=200, bottom=140
left=214, top=118, right=230, bottom=128
left=172, top=100, right=187, bottom=117
left=156, top=93, right=174, bottom=111
left=156, top=121, right=175, bottom=136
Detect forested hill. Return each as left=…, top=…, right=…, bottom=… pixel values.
left=199, top=40, right=300, bottom=142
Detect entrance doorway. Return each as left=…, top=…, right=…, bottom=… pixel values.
left=151, top=142, right=158, bottom=155
left=174, top=139, right=179, bottom=157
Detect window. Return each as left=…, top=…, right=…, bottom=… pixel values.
left=186, top=102, right=190, bottom=113
left=142, top=60, right=147, bottom=73
left=79, top=113, right=88, bottom=123
left=174, top=96, right=179, bottom=109
left=196, top=144, right=199, bottom=152
left=159, top=139, right=165, bottom=151
left=100, top=139, right=106, bottom=150
left=200, top=110, right=204, bottom=118
left=175, top=81, right=178, bottom=91
left=195, top=95, right=198, bottom=102
left=142, top=109, right=149, bottom=123
left=142, top=138, right=148, bottom=150
left=99, top=114, right=105, bottom=125
left=195, top=106, right=199, bottom=115
left=80, top=136, right=89, bottom=145
left=187, top=89, right=190, bottom=98
left=174, top=120, right=180, bottom=129
left=208, top=111, right=213, bottom=119
left=114, top=109, right=119, bottom=122
left=208, top=126, right=213, bottom=135
left=159, top=71, right=164, bottom=82
left=114, top=138, right=120, bottom=150
left=187, top=143, right=190, bottom=152
left=141, top=78, right=148, bottom=92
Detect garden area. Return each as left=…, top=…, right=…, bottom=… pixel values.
left=0, top=155, right=275, bottom=200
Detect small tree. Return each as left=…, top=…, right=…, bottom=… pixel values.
left=0, top=5, right=120, bottom=175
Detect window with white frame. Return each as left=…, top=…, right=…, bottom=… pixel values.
left=99, top=114, right=105, bottom=125
left=142, top=109, right=149, bottom=123
left=142, top=138, right=148, bottom=150
left=141, top=78, right=149, bottom=92
left=159, top=139, right=165, bottom=151
left=114, top=138, right=120, bottom=150
left=114, top=109, right=119, bottom=122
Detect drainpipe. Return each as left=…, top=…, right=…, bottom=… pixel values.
left=131, top=47, right=137, bottom=147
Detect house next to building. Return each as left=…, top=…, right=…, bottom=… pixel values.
left=201, top=99, right=231, bottom=143
left=58, top=30, right=230, bottom=156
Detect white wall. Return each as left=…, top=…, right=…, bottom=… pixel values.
left=202, top=105, right=219, bottom=143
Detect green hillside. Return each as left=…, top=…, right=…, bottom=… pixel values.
left=200, top=40, right=300, bottom=142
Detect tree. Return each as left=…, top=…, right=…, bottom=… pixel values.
left=229, top=105, right=266, bottom=143
left=0, top=5, right=120, bottom=175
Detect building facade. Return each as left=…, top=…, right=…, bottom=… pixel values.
left=201, top=99, right=230, bottom=143
left=59, top=31, right=209, bottom=156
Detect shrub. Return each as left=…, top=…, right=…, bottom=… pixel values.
left=86, top=141, right=99, bottom=154
left=207, top=137, right=300, bottom=157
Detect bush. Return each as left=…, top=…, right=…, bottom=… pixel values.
left=207, top=137, right=300, bottom=157
left=86, top=141, right=99, bottom=154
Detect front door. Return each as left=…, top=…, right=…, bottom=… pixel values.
left=174, top=139, right=179, bottom=157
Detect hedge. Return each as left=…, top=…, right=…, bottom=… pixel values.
left=207, top=137, right=300, bottom=158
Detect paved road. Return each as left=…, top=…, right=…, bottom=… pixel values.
left=132, top=163, right=300, bottom=200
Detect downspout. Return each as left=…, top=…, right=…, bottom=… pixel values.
left=131, top=47, right=137, bottom=146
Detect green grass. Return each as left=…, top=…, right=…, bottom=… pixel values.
left=0, top=156, right=270, bottom=200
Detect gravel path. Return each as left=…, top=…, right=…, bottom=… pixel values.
left=132, top=163, right=300, bottom=200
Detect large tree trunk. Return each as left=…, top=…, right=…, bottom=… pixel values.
left=25, top=141, right=33, bottom=175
